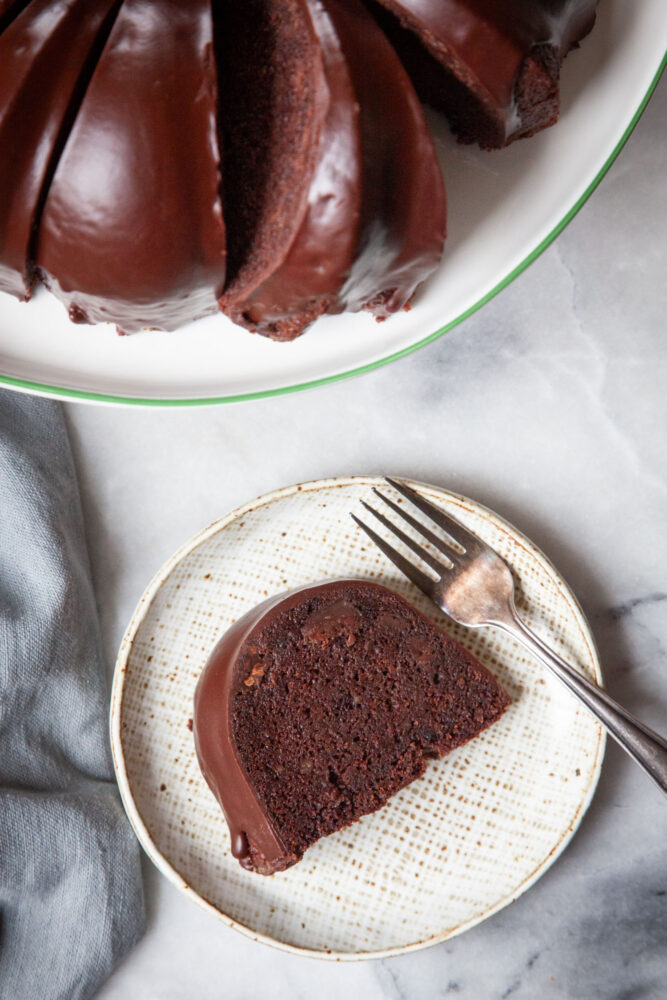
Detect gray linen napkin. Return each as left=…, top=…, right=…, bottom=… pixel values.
left=0, top=393, right=145, bottom=999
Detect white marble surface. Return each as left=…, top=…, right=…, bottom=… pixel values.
left=64, top=77, right=666, bottom=999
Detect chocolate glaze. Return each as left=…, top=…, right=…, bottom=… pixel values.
left=333, top=0, right=446, bottom=318
left=194, top=587, right=323, bottom=874
left=0, top=0, right=120, bottom=299
left=194, top=580, right=388, bottom=873
left=195, top=579, right=510, bottom=876
left=0, top=0, right=595, bottom=332
left=371, top=0, right=597, bottom=142
left=35, top=0, right=226, bottom=332
left=221, top=0, right=446, bottom=340
left=300, top=596, right=362, bottom=646
left=0, top=0, right=32, bottom=34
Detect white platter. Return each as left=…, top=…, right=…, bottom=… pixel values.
left=110, top=477, right=604, bottom=958
left=1, top=2, right=665, bottom=405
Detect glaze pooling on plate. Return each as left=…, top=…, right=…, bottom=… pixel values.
left=110, top=477, right=604, bottom=957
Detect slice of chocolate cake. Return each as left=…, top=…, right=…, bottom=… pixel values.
left=216, top=0, right=446, bottom=341
left=213, top=0, right=330, bottom=338
left=194, top=580, right=510, bottom=875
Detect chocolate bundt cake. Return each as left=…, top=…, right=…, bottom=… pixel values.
left=194, top=580, right=511, bottom=875
left=0, top=0, right=597, bottom=335
left=0, top=0, right=445, bottom=336
left=365, top=0, right=598, bottom=149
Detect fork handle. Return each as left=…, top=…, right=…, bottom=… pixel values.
left=501, top=611, right=667, bottom=795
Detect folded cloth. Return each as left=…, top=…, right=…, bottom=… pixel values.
left=0, top=393, right=145, bottom=1000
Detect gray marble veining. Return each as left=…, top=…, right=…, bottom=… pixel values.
left=65, top=78, right=666, bottom=1000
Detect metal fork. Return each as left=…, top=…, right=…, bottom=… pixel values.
left=352, top=477, right=667, bottom=794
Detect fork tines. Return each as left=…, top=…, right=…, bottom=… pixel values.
left=350, top=510, right=436, bottom=596
left=351, top=478, right=479, bottom=595
left=384, top=478, right=474, bottom=552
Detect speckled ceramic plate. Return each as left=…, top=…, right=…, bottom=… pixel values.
left=111, top=477, right=604, bottom=959
left=1, top=1, right=666, bottom=405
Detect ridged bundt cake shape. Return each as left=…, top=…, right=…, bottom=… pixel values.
left=34, top=0, right=226, bottom=333
left=365, top=0, right=598, bottom=149
left=0, top=0, right=120, bottom=300
left=0, top=0, right=447, bottom=337
left=0, top=0, right=598, bottom=337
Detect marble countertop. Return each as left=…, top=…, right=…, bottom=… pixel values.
left=65, top=77, right=666, bottom=1000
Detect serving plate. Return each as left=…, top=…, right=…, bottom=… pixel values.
left=0, top=2, right=665, bottom=406
left=111, top=476, right=604, bottom=958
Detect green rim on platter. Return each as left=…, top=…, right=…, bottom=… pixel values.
left=1, top=56, right=664, bottom=407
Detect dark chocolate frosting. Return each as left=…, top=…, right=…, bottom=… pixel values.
left=193, top=580, right=374, bottom=873
left=34, top=0, right=226, bottom=332
left=331, top=0, right=446, bottom=317
left=221, top=0, right=446, bottom=339
left=373, top=0, right=597, bottom=139
left=0, top=0, right=32, bottom=33
left=194, top=577, right=511, bottom=875
left=0, top=0, right=596, bottom=332
left=0, top=0, right=120, bottom=299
